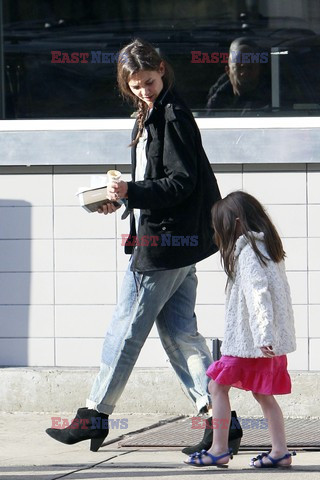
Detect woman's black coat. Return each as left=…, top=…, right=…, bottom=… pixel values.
left=125, top=88, right=221, bottom=272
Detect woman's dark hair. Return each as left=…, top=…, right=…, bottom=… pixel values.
left=117, top=38, right=174, bottom=144
left=211, top=190, right=285, bottom=280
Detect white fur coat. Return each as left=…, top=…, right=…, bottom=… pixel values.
left=220, top=232, right=296, bottom=358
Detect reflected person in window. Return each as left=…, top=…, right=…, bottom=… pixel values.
left=206, top=38, right=271, bottom=112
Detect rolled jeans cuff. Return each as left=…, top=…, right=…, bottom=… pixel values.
left=86, top=399, right=114, bottom=415
left=196, top=395, right=211, bottom=415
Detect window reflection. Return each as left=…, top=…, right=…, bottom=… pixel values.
left=205, top=37, right=271, bottom=114
left=1, top=0, right=320, bottom=119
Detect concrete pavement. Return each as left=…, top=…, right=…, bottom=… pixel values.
left=0, top=412, right=319, bottom=479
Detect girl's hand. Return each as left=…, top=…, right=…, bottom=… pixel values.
left=107, top=180, right=128, bottom=201
left=260, top=346, right=275, bottom=358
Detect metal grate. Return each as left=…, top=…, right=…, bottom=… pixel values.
left=119, top=416, right=320, bottom=450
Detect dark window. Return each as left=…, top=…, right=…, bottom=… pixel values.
left=1, top=0, right=320, bottom=119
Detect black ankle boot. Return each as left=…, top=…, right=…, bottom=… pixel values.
left=182, top=410, right=243, bottom=455
left=228, top=411, right=243, bottom=454
left=46, top=407, right=109, bottom=452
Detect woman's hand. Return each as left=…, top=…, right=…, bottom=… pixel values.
left=260, top=346, right=275, bottom=358
left=97, top=203, right=121, bottom=215
left=97, top=180, right=128, bottom=215
left=107, top=180, right=128, bottom=202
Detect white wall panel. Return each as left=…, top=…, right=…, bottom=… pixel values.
left=243, top=171, right=306, bottom=204
left=0, top=173, right=52, bottom=205
left=54, top=239, right=116, bottom=271
left=54, top=206, right=115, bottom=239
left=0, top=164, right=318, bottom=372
left=309, top=305, right=320, bottom=337
left=55, top=305, right=113, bottom=337
left=55, top=272, right=117, bottom=305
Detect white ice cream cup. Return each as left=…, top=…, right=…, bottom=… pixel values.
left=107, top=169, right=122, bottom=184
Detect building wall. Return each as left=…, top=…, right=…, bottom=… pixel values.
left=0, top=163, right=319, bottom=371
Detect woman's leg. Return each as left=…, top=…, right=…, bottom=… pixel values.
left=47, top=262, right=198, bottom=450
left=87, top=263, right=202, bottom=415
left=156, top=265, right=212, bottom=413
left=252, top=392, right=292, bottom=466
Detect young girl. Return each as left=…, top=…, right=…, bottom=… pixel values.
left=185, top=191, right=296, bottom=468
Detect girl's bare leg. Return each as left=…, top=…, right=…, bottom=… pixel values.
left=252, top=392, right=292, bottom=467
left=188, top=380, right=232, bottom=465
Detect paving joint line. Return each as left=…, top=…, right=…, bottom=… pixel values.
left=50, top=450, right=136, bottom=480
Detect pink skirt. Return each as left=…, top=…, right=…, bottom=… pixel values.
left=206, top=355, right=291, bottom=395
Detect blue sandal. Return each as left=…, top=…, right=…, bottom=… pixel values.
left=250, top=451, right=296, bottom=468
left=184, top=448, right=233, bottom=468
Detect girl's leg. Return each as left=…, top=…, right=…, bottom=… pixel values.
left=188, top=380, right=232, bottom=465
left=209, top=380, right=232, bottom=456
left=252, top=392, right=292, bottom=466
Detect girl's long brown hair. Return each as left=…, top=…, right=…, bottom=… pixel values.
left=211, top=191, right=285, bottom=280
left=117, top=39, right=174, bottom=145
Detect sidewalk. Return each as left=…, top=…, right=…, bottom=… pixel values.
left=0, top=412, right=319, bottom=479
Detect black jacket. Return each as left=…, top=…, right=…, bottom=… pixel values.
left=206, top=75, right=271, bottom=111
left=125, top=88, right=221, bottom=272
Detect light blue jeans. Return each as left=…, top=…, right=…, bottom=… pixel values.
left=86, top=260, right=212, bottom=415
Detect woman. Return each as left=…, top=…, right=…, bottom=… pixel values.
left=46, top=38, right=222, bottom=452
